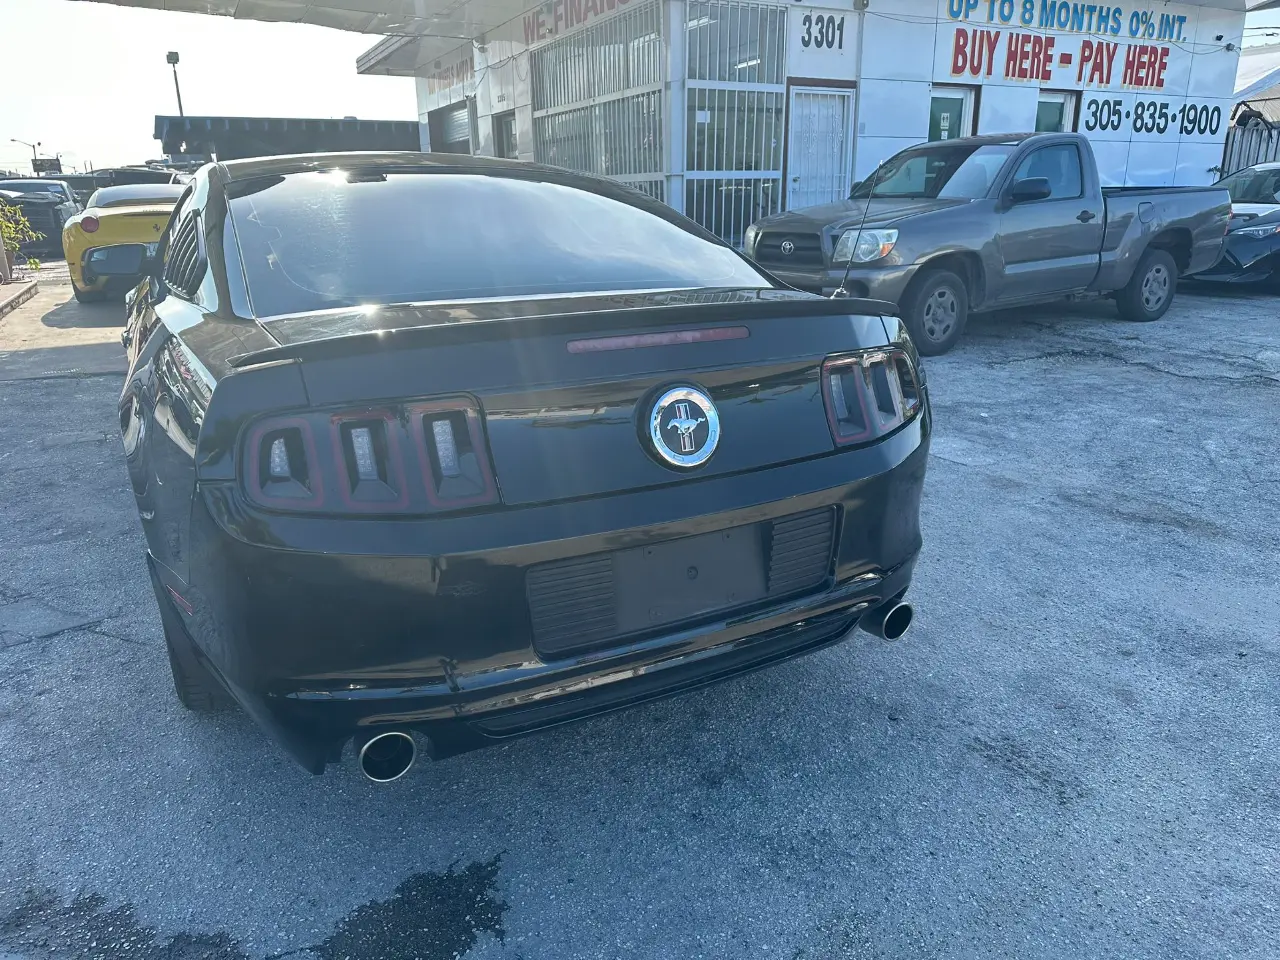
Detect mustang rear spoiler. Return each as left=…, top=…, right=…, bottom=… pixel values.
left=228, top=297, right=900, bottom=369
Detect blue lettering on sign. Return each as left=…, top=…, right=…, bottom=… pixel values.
left=1038, top=1, right=1125, bottom=34
left=957, top=0, right=1183, bottom=39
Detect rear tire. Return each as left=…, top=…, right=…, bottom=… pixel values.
left=147, top=563, right=233, bottom=712
left=1117, top=248, right=1177, bottom=322
left=72, top=282, right=107, bottom=304
left=901, top=268, right=969, bottom=356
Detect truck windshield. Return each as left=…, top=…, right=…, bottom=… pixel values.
left=853, top=144, right=1016, bottom=200
left=1217, top=167, right=1280, bottom=205
left=227, top=170, right=773, bottom=318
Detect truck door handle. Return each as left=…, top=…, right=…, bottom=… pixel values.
left=1077, top=210, right=1097, bottom=222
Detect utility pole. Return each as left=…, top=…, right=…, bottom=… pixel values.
left=167, top=51, right=185, bottom=118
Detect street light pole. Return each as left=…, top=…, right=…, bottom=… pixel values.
left=10, top=138, right=41, bottom=160
left=167, top=51, right=185, bottom=118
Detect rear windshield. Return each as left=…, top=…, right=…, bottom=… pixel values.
left=1217, top=166, right=1280, bottom=205
left=226, top=170, right=772, bottom=318
left=0, top=181, right=66, bottom=196
left=853, top=144, right=1016, bottom=200
left=87, top=185, right=185, bottom=208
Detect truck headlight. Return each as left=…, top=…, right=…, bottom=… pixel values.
left=834, top=228, right=899, bottom=263
left=1233, top=222, right=1280, bottom=239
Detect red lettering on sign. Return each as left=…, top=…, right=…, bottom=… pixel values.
left=1004, top=33, right=1021, bottom=79
left=1040, top=36, right=1055, bottom=81
left=1077, top=39, right=1094, bottom=84
left=952, top=29, right=970, bottom=75
left=1101, top=41, right=1117, bottom=85
left=1122, top=44, right=1169, bottom=88
left=983, top=30, right=1000, bottom=76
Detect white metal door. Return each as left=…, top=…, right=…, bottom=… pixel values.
left=785, top=87, right=854, bottom=211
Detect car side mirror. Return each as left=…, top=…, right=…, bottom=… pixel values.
left=1009, top=177, right=1053, bottom=204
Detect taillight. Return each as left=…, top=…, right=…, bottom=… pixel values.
left=243, top=397, right=498, bottom=514
left=247, top=417, right=323, bottom=508
left=409, top=400, right=498, bottom=508
left=821, top=349, right=922, bottom=446
left=81, top=216, right=99, bottom=233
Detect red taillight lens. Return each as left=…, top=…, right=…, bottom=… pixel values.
left=246, top=417, right=324, bottom=508
left=81, top=216, right=99, bottom=233
left=243, top=397, right=498, bottom=515
left=821, top=349, right=922, bottom=446
left=409, top=400, right=499, bottom=508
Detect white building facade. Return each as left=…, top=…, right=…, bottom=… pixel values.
left=359, top=0, right=1249, bottom=245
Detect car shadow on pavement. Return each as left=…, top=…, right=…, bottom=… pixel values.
left=40, top=297, right=127, bottom=330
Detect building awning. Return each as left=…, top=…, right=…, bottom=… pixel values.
left=74, top=0, right=1280, bottom=77
left=1236, top=42, right=1280, bottom=100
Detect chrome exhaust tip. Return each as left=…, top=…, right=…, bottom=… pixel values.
left=859, top=600, right=914, bottom=641
left=356, top=730, right=417, bottom=783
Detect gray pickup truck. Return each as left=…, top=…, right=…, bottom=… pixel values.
left=744, top=132, right=1230, bottom=354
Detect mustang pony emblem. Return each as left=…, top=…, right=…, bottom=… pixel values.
left=649, top=387, right=720, bottom=468
left=666, top=402, right=706, bottom=454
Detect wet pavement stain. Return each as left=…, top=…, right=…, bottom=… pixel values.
left=0, top=858, right=506, bottom=960
left=0, top=889, right=246, bottom=959
left=311, top=859, right=506, bottom=960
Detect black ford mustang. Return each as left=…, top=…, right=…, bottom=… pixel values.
left=114, top=153, right=930, bottom=780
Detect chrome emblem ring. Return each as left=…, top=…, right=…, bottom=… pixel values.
left=648, top=386, right=720, bottom=468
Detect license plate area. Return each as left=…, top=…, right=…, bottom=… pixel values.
left=614, top=526, right=767, bottom=637
left=526, top=508, right=835, bottom=659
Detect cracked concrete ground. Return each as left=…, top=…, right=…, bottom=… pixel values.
left=0, top=275, right=1276, bottom=959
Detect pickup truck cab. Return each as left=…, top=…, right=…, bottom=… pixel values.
left=745, top=133, right=1231, bottom=354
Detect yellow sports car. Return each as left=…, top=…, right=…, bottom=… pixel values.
left=62, top=183, right=185, bottom=302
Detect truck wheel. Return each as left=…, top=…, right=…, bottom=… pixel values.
left=1117, top=249, right=1176, bottom=322
left=147, top=563, right=233, bottom=713
left=902, top=269, right=968, bottom=356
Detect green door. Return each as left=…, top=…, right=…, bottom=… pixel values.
left=929, top=96, right=967, bottom=142
left=1036, top=99, right=1066, bottom=132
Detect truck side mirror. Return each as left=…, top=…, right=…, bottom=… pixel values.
left=848, top=180, right=862, bottom=199
left=1009, top=177, right=1052, bottom=204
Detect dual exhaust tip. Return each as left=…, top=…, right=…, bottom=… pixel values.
left=859, top=599, right=914, bottom=641
left=354, top=600, right=913, bottom=781
left=356, top=730, right=417, bottom=783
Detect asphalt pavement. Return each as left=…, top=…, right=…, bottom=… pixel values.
left=0, top=270, right=1276, bottom=959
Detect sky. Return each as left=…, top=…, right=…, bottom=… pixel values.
left=0, top=0, right=416, bottom=173
left=2, top=0, right=1279, bottom=174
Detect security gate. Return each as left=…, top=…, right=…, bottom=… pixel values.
left=785, top=86, right=854, bottom=210
left=684, top=0, right=789, bottom=247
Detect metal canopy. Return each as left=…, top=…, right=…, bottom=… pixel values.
left=75, top=0, right=1280, bottom=78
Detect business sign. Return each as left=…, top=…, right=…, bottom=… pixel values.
left=522, top=0, right=635, bottom=45
left=424, top=51, right=475, bottom=96
left=788, top=5, right=858, bottom=80
left=936, top=0, right=1241, bottom=183
left=31, top=157, right=62, bottom=174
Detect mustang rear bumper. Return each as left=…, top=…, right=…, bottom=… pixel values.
left=166, top=416, right=929, bottom=774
